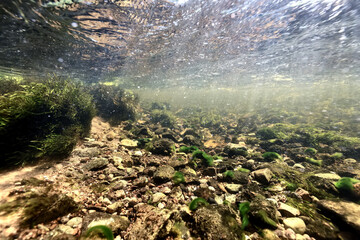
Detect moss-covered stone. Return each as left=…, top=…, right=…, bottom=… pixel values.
left=146, top=138, right=175, bottom=155
left=193, top=205, right=243, bottom=240
left=262, top=152, right=282, bottom=162
left=192, top=150, right=214, bottom=167
left=150, top=109, right=176, bottom=128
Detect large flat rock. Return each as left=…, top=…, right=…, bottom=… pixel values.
left=318, top=200, right=360, bottom=233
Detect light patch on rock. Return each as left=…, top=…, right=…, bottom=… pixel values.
left=314, top=173, right=341, bottom=180
left=278, top=202, right=300, bottom=217
left=283, top=217, right=306, bottom=234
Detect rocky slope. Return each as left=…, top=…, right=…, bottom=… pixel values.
left=1, top=114, right=360, bottom=240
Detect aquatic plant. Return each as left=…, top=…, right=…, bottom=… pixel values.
left=0, top=77, right=95, bottom=166
left=189, top=197, right=209, bottom=211
left=304, top=148, right=318, bottom=156
left=258, top=123, right=360, bottom=150
left=334, top=177, right=360, bottom=194
left=0, top=77, right=23, bottom=95
left=90, top=84, right=138, bottom=125
left=238, top=201, right=250, bottom=230
left=330, top=152, right=343, bottom=159
left=237, top=168, right=250, bottom=173
left=262, top=152, right=282, bottom=162
left=173, top=171, right=185, bottom=185
left=179, top=145, right=199, bottom=153
left=305, top=157, right=323, bottom=166
left=223, top=200, right=230, bottom=206
left=137, top=138, right=151, bottom=148
left=85, top=225, right=114, bottom=240
left=150, top=109, right=176, bottom=128
left=223, top=170, right=235, bottom=178
left=256, top=127, right=279, bottom=140
left=150, top=101, right=171, bottom=111
left=286, top=182, right=298, bottom=191
left=192, top=150, right=214, bottom=166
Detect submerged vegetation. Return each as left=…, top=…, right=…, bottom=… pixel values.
left=90, top=84, right=139, bottom=125
left=0, top=77, right=95, bottom=166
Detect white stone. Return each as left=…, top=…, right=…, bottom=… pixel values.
left=66, top=217, right=83, bottom=228
left=283, top=217, right=306, bottom=234
left=278, top=202, right=300, bottom=217
left=152, top=192, right=167, bottom=203
left=314, top=173, right=341, bottom=180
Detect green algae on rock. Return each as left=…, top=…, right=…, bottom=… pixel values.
left=262, top=152, right=282, bottom=162
left=189, top=197, right=209, bottom=211
left=172, top=171, right=185, bottom=185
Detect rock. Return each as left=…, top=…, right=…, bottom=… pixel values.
left=275, top=228, right=297, bottom=240
left=203, top=167, right=217, bottom=176
left=19, top=193, right=78, bottom=227
left=180, top=128, right=199, bottom=137
left=283, top=217, right=306, bottom=234
left=214, top=195, right=224, bottom=205
left=125, top=204, right=176, bottom=240
left=152, top=192, right=167, bottom=203
left=66, top=217, right=83, bottom=228
left=58, top=224, right=75, bottom=235
left=133, top=150, right=143, bottom=157
left=193, top=205, right=243, bottom=240
left=224, top=193, right=237, bottom=204
left=223, top=143, right=248, bottom=157
left=133, top=176, right=148, bottom=188
left=251, top=168, right=273, bottom=184
left=232, top=171, right=249, bottom=184
left=313, top=173, right=341, bottom=180
left=300, top=216, right=338, bottom=240
left=267, top=184, right=283, bottom=192
left=168, top=153, right=189, bottom=168
left=113, top=156, right=124, bottom=167
left=81, top=212, right=130, bottom=234
left=161, top=131, right=179, bottom=142
left=147, top=138, right=175, bottom=155
left=284, top=228, right=296, bottom=240
left=343, top=158, right=357, bottom=164
left=183, top=135, right=202, bottom=146
left=250, top=197, right=278, bottom=229
left=84, top=158, right=109, bottom=171
left=83, top=141, right=106, bottom=148
left=225, top=184, right=242, bottom=193
left=318, top=200, right=360, bottom=233
left=106, top=201, right=122, bottom=213
left=120, top=139, right=138, bottom=149
left=242, top=159, right=255, bottom=170
left=353, top=183, right=360, bottom=199
left=293, top=163, right=305, bottom=170
left=106, top=131, right=117, bottom=141
left=262, top=229, right=281, bottom=240
left=153, top=165, right=175, bottom=183
left=294, top=188, right=312, bottom=202
left=73, top=148, right=99, bottom=157
left=156, top=202, right=164, bottom=208
left=111, top=179, right=128, bottom=190
left=278, top=203, right=300, bottom=217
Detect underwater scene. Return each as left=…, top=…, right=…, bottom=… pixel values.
left=1, top=0, right=360, bottom=239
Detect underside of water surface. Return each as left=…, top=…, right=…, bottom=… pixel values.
left=1, top=1, right=360, bottom=240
